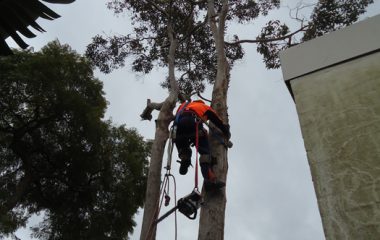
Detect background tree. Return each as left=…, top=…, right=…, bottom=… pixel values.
left=226, top=0, right=374, bottom=69
left=86, top=0, right=374, bottom=239
left=0, top=41, right=149, bottom=240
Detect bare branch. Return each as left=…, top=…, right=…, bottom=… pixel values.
left=225, top=25, right=308, bottom=46
left=219, top=0, right=228, bottom=36
left=178, top=13, right=209, bottom=44
left=197, top=91, right=212, bottom=103
left=287, top=1, right=316, bottom=24
left=178, top=92, right=188, bottom=102
left=140, top=99, right=164, bottom=121
left=167, top=21, right=179, bottom=101
left=147, top=0, right=169, bottom=18
left=207, top=0, right=218, bottom=40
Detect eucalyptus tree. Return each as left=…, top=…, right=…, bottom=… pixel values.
left=87, top=1, right=242, bottom=239
left=86, top=1, right=271, bottom=238
left=0, top=41, right=149, bottom=240
left=86, top=0, right=374, bottom=239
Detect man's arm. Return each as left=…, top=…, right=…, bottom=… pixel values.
left=204, top=110, right=231, bottom=139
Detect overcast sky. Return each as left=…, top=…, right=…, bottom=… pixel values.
left=5, top=1, right=380, bottom=240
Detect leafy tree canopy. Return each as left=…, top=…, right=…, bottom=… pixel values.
left=87, top=0, right=279, bottom=96
left=86, top=0, right=373, bottom=93
left=255, top=0, right=374, bottom=68
left=0, top=41, right=149, bottom=240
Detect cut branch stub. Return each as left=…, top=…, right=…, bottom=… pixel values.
left=140, top=99, right=164, bottom=121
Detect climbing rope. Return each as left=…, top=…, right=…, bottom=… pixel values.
left=144, top=133, right=178, bottom=240
left=170, top=174, right=178, bottom=239
left=145, top=172, right=178, bottom=240
left=145, top=115, right=216, bottom=239
left=159, top=173, right=178, bottom=239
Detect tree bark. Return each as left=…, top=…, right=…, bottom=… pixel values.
left=139, top=23, right=179, bottom=240
left=139, top=109, right=173, bottom=240
left=198, top=1, right=229, bottom=239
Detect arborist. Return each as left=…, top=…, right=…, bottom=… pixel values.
left=173, top=100, right=231, bottom=190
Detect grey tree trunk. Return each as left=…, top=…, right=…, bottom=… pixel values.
left=198, top=1, right=230, bottom=239
left=139, top=24, right=179, bottom=240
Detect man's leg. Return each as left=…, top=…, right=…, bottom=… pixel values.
left=178, top=148, right=192, bottom=175
left=175, top=114, right=197, bottom=175
left=198, top=132, right=225, bottom=190
left=199, top=154, right=225, bottom=190
left=175, top=136, right=192, bottom=175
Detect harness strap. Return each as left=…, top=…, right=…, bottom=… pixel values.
left=174, top=101, right=190, bottom=125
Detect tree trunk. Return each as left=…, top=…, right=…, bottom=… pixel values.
left=139, top=107, right=174, bottom=240
left=198, top=1, right=229, bottom=239
left=139, top=23, right=179, bottom=240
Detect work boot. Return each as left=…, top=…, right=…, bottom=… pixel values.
left=179, top=159, right=191, bottom=175
left=204, top=178, right=226, bottom=191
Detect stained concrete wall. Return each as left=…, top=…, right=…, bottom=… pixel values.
left=280, top=15, right=380, bottom=240
left=291, top=52, right=380, bottom=239
left=281, top=14, right=380, bottom=81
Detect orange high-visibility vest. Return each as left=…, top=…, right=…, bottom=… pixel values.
left=176, top=100, right=216, bottom=120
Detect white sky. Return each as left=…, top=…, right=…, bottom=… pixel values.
left=4, top=1, right=380, bottom=240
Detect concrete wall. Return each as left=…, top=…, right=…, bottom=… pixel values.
left=291, top=51, right=380, bottom=239
left=280, top=15, right=380, bottom=240
left=281, top=14, right=380, bottom=81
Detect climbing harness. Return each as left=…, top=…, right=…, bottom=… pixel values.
left=177, top=120, right=202, bottom=219
left=154, top=120, right=203, bottom=225
left=146, top=120, right=203, bottom=240
left=173, top=101, right=190, bottom=128
left=173, top=120, right=204, bottom=220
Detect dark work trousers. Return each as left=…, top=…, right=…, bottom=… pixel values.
left=174, top=112, right=211, bottom=179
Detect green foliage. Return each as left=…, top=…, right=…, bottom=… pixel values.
left=86, top=0, right=374, bottom=91
left=256, top=20, right=290, bottom=69
left=87, top=1, right=262, bottom=96
left=87, top=0, right=212, bottom=96
left=257, top=0, right=374, bottom=69
left=0, top=41, right=149, bottom=239
left=227, top=0, right=280, bottom=22
left=302, top=0, right=374, bottom=41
